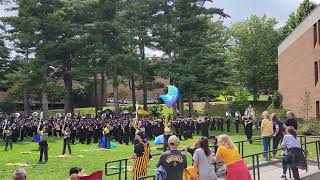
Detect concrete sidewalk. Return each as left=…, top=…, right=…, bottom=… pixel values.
left=217, top=160, right=320, bottom=180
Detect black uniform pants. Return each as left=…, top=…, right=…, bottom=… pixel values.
left=39, top=143, right=48, bottom=162
left=273, top=136, right=283, bottom=155
left=226, top=121, right=230, bottom=132
left=235, top=121, right=239, bottom=133
left=63, top=138, right=71, bottom=155
left=5, top=135, right=12, bottom=150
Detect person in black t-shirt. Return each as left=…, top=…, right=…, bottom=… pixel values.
left=271, top=113, right=284, bottom=156
left=284, top=111, right=298, bottom=130
left=157, top=135, right=187, bottom=180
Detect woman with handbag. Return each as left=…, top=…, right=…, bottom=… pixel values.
left=281, top=126, right=306, bottom=180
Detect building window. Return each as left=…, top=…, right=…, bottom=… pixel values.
left=316, top=101, right=320, bottom=118
left=318, top=20, right=320, bottom=44
left=314, top=23, right=317, bottom=47
left=315, top=61, right=319, bottom=86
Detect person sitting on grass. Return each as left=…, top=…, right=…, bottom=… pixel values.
left=13, top=169, right=26, bottom=180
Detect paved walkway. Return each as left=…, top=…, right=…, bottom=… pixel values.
left=217, top=160, right=320, bottom=180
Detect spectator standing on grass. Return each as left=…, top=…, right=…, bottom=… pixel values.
left=271, top=113, right=284, bottom=157
left=260, top=111, right=273, bottom=161
left=38, top=126, right=49, bottom=163
left=193, top=137, right=217, bottom=180
left=215, top=134, right=252, bottom=180
left=157, top=135, right=187, bottom=180
left=4, top=125, right=13, bottom=151
left=281, top=126, right=306, bottom=180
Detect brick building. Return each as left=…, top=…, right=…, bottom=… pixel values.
left=278, top=5, right=320, bottom=118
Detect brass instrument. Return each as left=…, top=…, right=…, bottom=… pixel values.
left=32, top=112, right=39, bottom=117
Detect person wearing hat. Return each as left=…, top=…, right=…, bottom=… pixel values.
left=157, top=135, right=187, bottom=180
left=129, top=131, right=151, bottom=180
left=163, top=126, right=172, bottom=152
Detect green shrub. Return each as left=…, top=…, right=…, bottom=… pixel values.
left=271, top=91, right=283, bottom=109
left=299, top=119, right=320, bottom=135
left=228, top=88, right=250, bottom=114
left=0, top=98, right=16, bottom=114
left=149, top=104, right=163, bottom=117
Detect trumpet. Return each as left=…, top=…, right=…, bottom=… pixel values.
left=32, top=112, right=39, bottom=117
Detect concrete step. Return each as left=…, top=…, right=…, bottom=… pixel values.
left=217, top=160, right=320, bottom=180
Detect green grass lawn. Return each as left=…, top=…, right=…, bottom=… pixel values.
left=1, top=129, right=319, bottom=180
left=0, top=127, right=263, bottom=180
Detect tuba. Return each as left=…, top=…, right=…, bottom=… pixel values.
left=32, top=112, right=39, bottom=117
left=66, top=113, right=72, bottom=118
left=56, top=113, right=62, bottom=118
left=14, top=113, right=20, bottom=118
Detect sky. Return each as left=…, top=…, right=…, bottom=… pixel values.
left=1, top=0, right=320, bottom=57
left=210, top=0, right=320, bottom=26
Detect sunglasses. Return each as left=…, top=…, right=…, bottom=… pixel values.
left=169, top=143, right=175, bottom=145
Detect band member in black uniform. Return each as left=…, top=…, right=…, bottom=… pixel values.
left=235, top=111, right=240, bottom=133
left=79, top=125, right=85, bottom=144
left=62, top=126, right=72, bottom=155
left=124, top=122, right=130, bottom=145
left=244, top=117, right=253, bottom=144
left=87, top=124, right=93, bottom=144
left=71, top=125, right=77, bottom=144
left=4, top=125, right=13, bottom=151
left=38, top=126, right=49, bottom=163
left=201, top=119, right=209, bottom=137
left=93, top=124, right=100, bottom=143
left=219, top=117, right=224, bottom=131
left=226, top=111, right=231, bottom=132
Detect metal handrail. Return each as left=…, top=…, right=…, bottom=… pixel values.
left=105, top=136, right=320, bottom=180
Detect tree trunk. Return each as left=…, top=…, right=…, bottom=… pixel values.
left=94, top=74, right=98, bottom=117
left=130, top=76, right=136, bottom=111
left=23, top=89, right=30, bottom=117
left=63, top=73, right=73, bottom=115
left=180, top=96, right=184, bottom=117
left=188, top=96, right=193, bottom=117
left=205, top=97, right=210, bottom=108
left=100, top=73, right=106, bottom=111
left=23, top=49, right=31, bottom=117
left=42, top=72, right=48, bottom=119
left=142, top=77, right=148, bottom=111
left=113, top=67, right=120, bottom=117
left=63, top=55, right=74, bottom=115
left=176, top=96, right=180, bottom=117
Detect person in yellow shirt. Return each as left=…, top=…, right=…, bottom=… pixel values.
left=215, top=134, right=251, bottom=180
left=260, top=111, right=273, bottom=160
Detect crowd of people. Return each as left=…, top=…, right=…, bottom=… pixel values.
left=3, top=108, right=307, bottom=180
